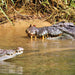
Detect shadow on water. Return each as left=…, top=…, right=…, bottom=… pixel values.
left=0, top=26, right=75, bottom=75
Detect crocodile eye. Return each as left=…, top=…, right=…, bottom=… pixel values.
left=19, top=51, right=21, bottom=52
left=29, top=24, right=32, bottom=27
left=60, top=25, right=63, bottom=27
left=16, top=51, right=18, bottom=53
left=7, top=54, right=10, bottom=55
left=25, top=30, right=28, bottom=33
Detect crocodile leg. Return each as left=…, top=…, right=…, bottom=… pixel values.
left=47, top=33, right=48, bottom=38
left=31, top=36, right=33, bottom=40
left=35, top=36, right=37, bottom=40
left=42, top=35, right=45, bottom=40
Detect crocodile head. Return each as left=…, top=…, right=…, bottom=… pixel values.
left=0, top=47, right=24, bottom=61
left=16, top=47, right=24, bottom=55
left=26, top=24, right=39, bottom=37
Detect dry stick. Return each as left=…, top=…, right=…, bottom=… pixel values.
left=0, top=7, right=14, bottom=25
left=14, top=0, right=20, bottom=7
left=12, top=0, right=55, bottom=21
left=11, top=1, right=58, bottom=22
left=52, top=0, right=54, bottom=6
left=10, top=6, right=31, bottom=17
left=38, top=0, right=56, bottom=22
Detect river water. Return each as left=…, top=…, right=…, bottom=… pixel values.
left=0, top=25, right=75, bottom=75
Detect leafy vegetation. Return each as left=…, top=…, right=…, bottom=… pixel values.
left=0, top=0, right=15, bottom=25
left=0, top=0, right=75, bottom=25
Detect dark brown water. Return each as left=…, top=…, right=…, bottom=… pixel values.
left=0, top=26, right=75, bottom=75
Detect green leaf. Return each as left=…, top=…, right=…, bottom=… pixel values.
left=11, top=0, right=15, bottom=5
left=64, top=0, right=68, bottom=4
left=70, top=1, right=75, bottom=8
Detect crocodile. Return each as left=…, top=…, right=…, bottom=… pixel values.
left=26, top=21, right=75, bottom=40
left=26, top=25, right=49, bottom=39
left=26, top=24, right=39, bottom=39
left=52, top=21, right=75, bottom=39
left=0, top=47, right=24, bottom=61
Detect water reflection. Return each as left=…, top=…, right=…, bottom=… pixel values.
left=29, top=39, right=75, bottom=50
left=0, top=61, right=23, bottom=74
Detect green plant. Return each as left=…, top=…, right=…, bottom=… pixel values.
left=70, top=0, right=75, bottom=8
left=0, top=0, right=15, bottom=25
